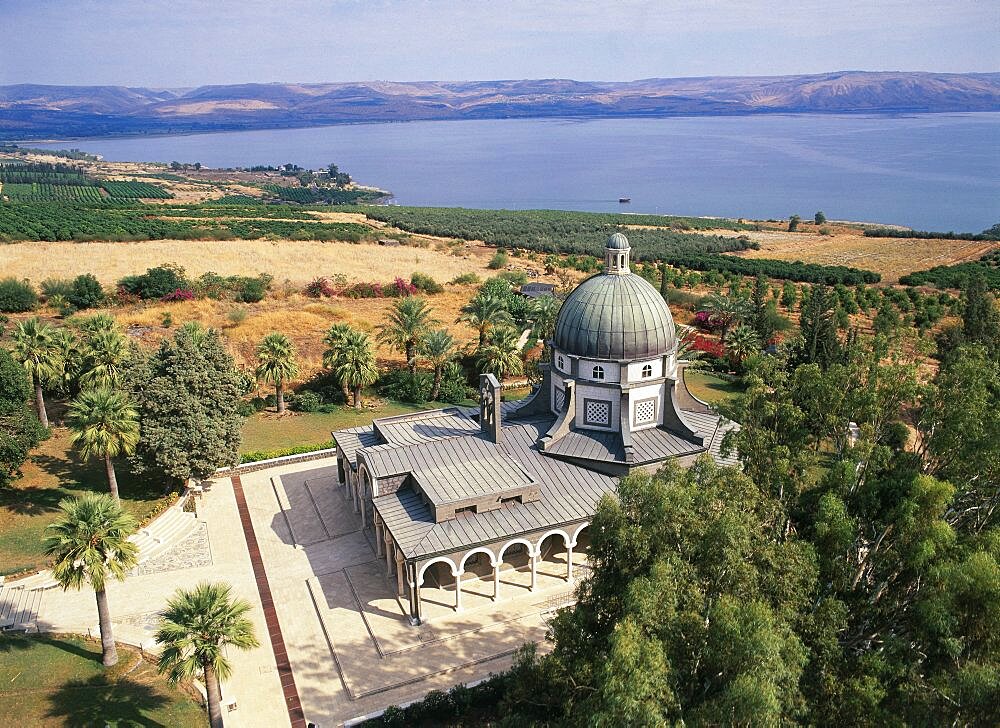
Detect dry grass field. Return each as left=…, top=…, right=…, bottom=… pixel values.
left=711, top=228, right=999, bottom=283
left=0, top=237, right=497, bottom=286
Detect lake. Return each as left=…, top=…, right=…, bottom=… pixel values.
left=36, top=113, right=1000, bottom=232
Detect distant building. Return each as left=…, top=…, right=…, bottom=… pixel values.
left=519, top=282, right=556, bottom=299
left=334, top=233, right=737, bottom=624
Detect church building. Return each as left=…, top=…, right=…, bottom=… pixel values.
left=333, top=233, right=737, bottom=624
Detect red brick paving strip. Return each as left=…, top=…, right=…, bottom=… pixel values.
left=232, top=476, right=307, bottom=728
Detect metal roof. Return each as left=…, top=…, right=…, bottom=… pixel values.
left=545, top=425, right=705, bottom=465
left=332, top=425, right=382, bottom=470
left=373, top=407, right=479, bottom=446
left=553, top=272, right=677, bottom=361
left=607, top=232, right=630, bottom=250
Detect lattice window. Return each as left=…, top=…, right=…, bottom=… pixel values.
left=554, top=387, right=566, bottom=412
left=584, top=399, right=611, bottom=426
left=592, top=365, right=604, bottom=380
left=635, top=398, right=657, bottom=425
left=641, top=363, right=653, bottom=378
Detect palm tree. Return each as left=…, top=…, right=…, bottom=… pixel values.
left=323, top=323, right=354, bottom=403
left=80, top=326, right=131, bottom=390
left=532, top=294, right=561, bottom=342
left=156, top=582, right=260, bottom=728
left=378, top=297, right=436, bottom=373
left=52, top=326, right=82, bottom=394
left=336, top=330, right=379, bottom=410
left=11, top=317, right=62, bottom=428
left=421, top=328, right=457, bottom=401
left=703, top=292, right=751, bottom=344
left=67, top=387, right=140, bottom=502
left=44, top=493, right=138, bottom=667
left=478, top=325, right=524, bottom=380
left=458, top=295, right=513, bottom=349
left=255, top=333, right=299, bottom=413
left=726, top=324, right=762, bottom=369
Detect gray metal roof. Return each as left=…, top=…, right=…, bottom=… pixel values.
left=681, top=410, right=741, bottom=467
left=553, top=272, right=677, bottom=361
left=332, top=425, right=382, bottom=470
left=607, top=232, right=630, bottom=250
left=373, top=407, right=479, bottom=446
left=545, top=425, right=704, bottom=465
left=375, top=418, right=618, bottom=559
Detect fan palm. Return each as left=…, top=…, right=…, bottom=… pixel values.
left=44, top=493, right=138, bottom=667
left=378, top=296, right=436, bottom=373
left=478, top=325, right=524, bottom=380
left=421, top=328, right=457, bottom=401
left=156, top=582, right=260, bottom=728
left=52, top=326, right=82, bottom=394
left=703, top=292, right=752, bottom=343
left=323, top=322, right=354, bottom=403
left=532, top=294, right=561, bottom=342
left=255, top=333, right=299, bottom=413
left=67, top=387, right=140, bottom=502
left=336, top=330, right=379, bottom=410
left=11, top=317, right=62, bottom=427
left=458, top=295, right=513, bottom=349
left=726, top=324, right=762, bottom=368
left=80, top=326, right=131, bottom=390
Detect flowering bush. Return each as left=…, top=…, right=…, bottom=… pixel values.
left=161, top=288, right=195, bottom=302
left=686, top=333, right=725, bottom=358
left=305, top=277, right=338, bottom=298
left=693, top=310, right=721, bottom=331
left=388, top=277, right=417, bottom=297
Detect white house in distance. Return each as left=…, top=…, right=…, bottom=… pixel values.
left=333, top=233, right=737, bottom=624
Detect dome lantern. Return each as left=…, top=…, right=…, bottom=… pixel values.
left=605, top=232, right=631, bottom=274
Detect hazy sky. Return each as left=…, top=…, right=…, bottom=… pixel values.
left=3, top=0, right=998, bottom=86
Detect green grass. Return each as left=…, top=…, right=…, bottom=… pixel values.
left=240, top=398, right=457, bottom=453
left=683, top=370, right=745, bottom=404
left=0, top=428, right=177, bottom=577
left=0, top=633, right=206, bottom=727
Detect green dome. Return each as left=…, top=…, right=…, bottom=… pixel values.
left=554, top=272, right=676, bottom=361
left=607, top=232, right=630, bottom=250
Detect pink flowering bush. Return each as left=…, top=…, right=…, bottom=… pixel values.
left=161, top=288, right=195, bottom=302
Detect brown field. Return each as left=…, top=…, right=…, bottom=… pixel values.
left=0, top=237, right=499, bottom=286
left=710, top=228, right=999, bottom=283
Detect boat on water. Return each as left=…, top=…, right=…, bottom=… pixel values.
left=619, top=197, right=630, bottom=203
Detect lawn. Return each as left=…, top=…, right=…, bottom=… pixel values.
left=240, top=398, right=459, bottom=453
left=683, top=370, right=745, bottom=404
left=0, top=633, right=206, bottom=727
left=0, top=428, right=176, bottom=577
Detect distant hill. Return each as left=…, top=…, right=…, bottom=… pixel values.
left=1, top=71, right=998, bottom=140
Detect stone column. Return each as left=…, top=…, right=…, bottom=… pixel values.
left=395, top=550, right=405, bottom=597
left=493, top=561, right=501, bottom=601
left=385, top=534, right=394, bottom=576
left=455, top=570, right=463, bottom=612
left=529, top=553, right=537, bottom=591
left=566, top=543, right=574, bottom=582
left=353, top=482, right=360, bottom=514
left=375, top=518, right=384, bottom=557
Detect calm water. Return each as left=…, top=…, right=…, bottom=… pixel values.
left=37, top=114, right=1000, bottom=231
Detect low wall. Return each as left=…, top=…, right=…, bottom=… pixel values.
left=216, top=448, right=338, bottom=477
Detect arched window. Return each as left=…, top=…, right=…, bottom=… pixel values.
left=592, top=365, right=604, bottom=380
left=641, top=363, right=653, bottom=378
left=557, top=355, right=564, bottom=371
left=619, top=254, right=625, bottom=268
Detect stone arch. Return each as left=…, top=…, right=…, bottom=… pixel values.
left=417, top=556, right=459, bottom=586
left=499, top=538, right=537, bottom=560
left=458, top=547, right=497, bottom=573
left=535, top=528, right=570, bottom=553
left=570, top=522, right=590, bottom=547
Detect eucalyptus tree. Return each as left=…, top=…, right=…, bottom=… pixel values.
left=11, top=317, right=62, bottom=427
left=67, top=387, right=140, bottom=502
left=420, top=328, right=457, bottom=401
left=255, top=332, right=299, bottom=413
left=156, top=582, right=260, bottom=728
left=378, top=296, right=437, bottom=373
left=44, top=493, right=138, bottom=667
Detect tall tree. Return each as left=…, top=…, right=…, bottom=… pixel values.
left=11, top=317, right=61, bottom=427
left=420, top=328, right=457, bottom=401
left=378, top=296, right=436, bottom=374
left=750, top=273, right=775, bottom=343
left=255, top=332, right=299, bottom=413
left=726, top=323, right=761, bottom=369
left=322, top=322, right=354, bottom=403
left=458, top=294, right=513, bottom=349
left=130, top=325, right=245, bottom=481
left=798, top=284, right=842, bottom=368
left=477, top=325, right=524, bottom=379
left=44, top=494, right=138, bottom=667
left=156, top=582, right=260, bottom=728
left=79, top=325, right=131, bottom=390
left=335, top=330, right=379, bottom=410
left=532, top=294, right=561, bottom=343
left=962, top=273, right=1000, bottom=360
left=0, top=347, right=45, bottom=483
left=702, top=292, right=751, bottom=343
left=67, top=387, right=140, bottom=502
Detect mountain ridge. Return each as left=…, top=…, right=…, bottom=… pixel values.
left=2, top=71, right=998, bottom=140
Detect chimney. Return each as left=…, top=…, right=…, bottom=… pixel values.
left=479, top=373, right=502, bottom=443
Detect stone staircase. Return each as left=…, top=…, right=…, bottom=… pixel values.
left=1, top=497, right=199, bottom=628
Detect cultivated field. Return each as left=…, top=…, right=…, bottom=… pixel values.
left=0, top=237, right=499, bottom=286
left=716, top=228, right=1000, bottom=283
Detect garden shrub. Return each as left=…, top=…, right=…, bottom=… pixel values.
left=487, top=250, right=509, bottom=269
left=410, top=271, right=443, bottom=294
left=240, top=440, right=336, bottom=464
left=450, top=272, right=480, bottom=285
left=67, top=273, right=104, bottom=309
left=377, top=369, right=432, bottom=403
left=291, top=390, right=323, bottom=412
left=497, top=269, right=528, bottom=286
left=40, top=277, right=74, bottom=299
left=437, top=362, right=473, bottom=403
left=0, top=277, right=38, bottom=312
left=118, top=264, right=188, bottom=299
